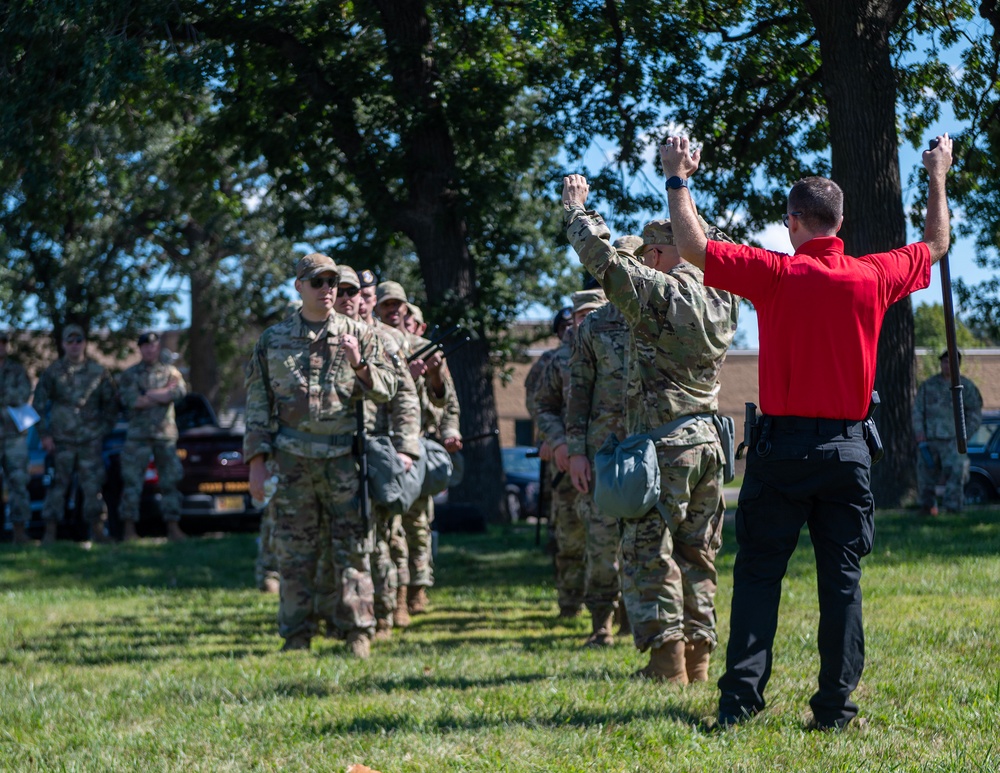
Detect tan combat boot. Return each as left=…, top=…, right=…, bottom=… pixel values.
left=347, top=631, right=371, bottom=659
left=634, top=640, right=688, bottom=685
left=122, top=520, right=139, bottom=542
left=42, top=520, right=58, bottom=545
left=166, top=521, right=187, bottom=542
left=685, top=640, right=713, bottom=683
left=373, top=618, right=393, bottom=642
left=408, top=586, right=428, bottom=615
left=395, top=586, right=411, bottom=628
left=12, top=522, right=31, bottom=545
left=584, top=610, right=615, bottom=648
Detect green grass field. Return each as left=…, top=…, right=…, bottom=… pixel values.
left=2, top=507, right=999, bottom=772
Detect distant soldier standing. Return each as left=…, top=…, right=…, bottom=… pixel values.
left=913, top=350, right=983, bottom=514
left=117, top=332, right=188, bottom=543
left=32, top=324, right=119, bottom=544
left=245, top=254, right=396, bottom=656
left=0, top=330, right=32, bottom=545
left=563, top=174, right=739, bottom=683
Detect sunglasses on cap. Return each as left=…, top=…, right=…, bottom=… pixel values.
left=338, top=285, right=360, bottom=297
left=65, top=335, right=84, bottom=344
left=308, top=276, right=338, bottom=289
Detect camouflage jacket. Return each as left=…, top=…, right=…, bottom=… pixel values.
left=244, top=310, right=396, bottom=460
left=0, top=358, right=32, bottom=437
left=566, top=301, right=630, bottom=458
left=117, top=360, right=187, bottom=441
left=33, top=358, right=119, bottom=444
left=404, top=330, right=461, bottom=440
left=912, top=373, right=983, bottom=441
left=525, top=346, right=559, bottom=421
left=369, top=319, right=422, bottom=458
left=565, top=203, right=739, bottom=446
left=532, top=329, right=574, bottom=448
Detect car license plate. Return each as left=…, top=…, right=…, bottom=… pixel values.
left=214, top=495, right=245, bottom=513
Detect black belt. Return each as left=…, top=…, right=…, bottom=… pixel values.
left=765, top=415, right=865, bottom=438
left=278, top=426, right=355, bottom=446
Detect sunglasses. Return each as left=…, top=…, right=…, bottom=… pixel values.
left=308, top=276, right=338, bottom=289
left=338, top=285, right=360, bottom=297
left=65, top=336, right=84, bottom=344
left=782, top=211, right=803, bottom=227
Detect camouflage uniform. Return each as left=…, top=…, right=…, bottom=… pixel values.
left=567, top=300, right=630, bottom=623
left=255, top=503, right=280, bottom=589
left=533, top=329, right=587, bottom=614
left=244, top=310, right=395, bottom=641
left=913, top=371, right=983, bottom=512
left=525, top=345, right=560, bottom=537
left=117, top=359, right=188, bottom=524
left=32, top=356, right=118, bottom=526
left=0, top=357, right=32, bottom=524
left=566, top=203, right=739, bottom=653
left=314, top=318, right=422, bottom=628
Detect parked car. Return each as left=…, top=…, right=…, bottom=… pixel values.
left=501, top=446, right=540, bottom=523
left=965, top=410, right=1000, bottom=505
left=4, top=393, right=260, bottom=541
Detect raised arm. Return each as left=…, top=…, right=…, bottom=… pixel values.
left=922, top=133, right=953, bottom=264
left=660, top=136, right=707, bottom=270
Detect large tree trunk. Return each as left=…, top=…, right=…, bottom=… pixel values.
left=805, top=0, right=917, bottom=507
left=187, top=263, right=220, bottom=406
left=374, top=0, right=504, bottom=520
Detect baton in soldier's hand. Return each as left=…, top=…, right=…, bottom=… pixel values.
left=407, top=325, right=462, bottom=363
left=930, top=137, right=967, bottom=453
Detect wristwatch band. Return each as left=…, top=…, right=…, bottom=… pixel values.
left=665, top=176, right=688, bottom=191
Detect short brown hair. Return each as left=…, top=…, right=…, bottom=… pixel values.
left=788, top=176, right=843, bottom=233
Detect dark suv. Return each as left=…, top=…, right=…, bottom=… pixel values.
left=966, top=410, right=1000, bottom=505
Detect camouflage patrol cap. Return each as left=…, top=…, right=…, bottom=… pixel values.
left=295, top=252, right=339, bottom=281
left=376, top=280, right=408, bottom=306
left=338, top=266, right=361, bottom=289
left=358, top=268, right=378, bottom=287
left=640, top=219, right=675, bottom=250
left=571, top=289, right=608, bottom=315
left=552, top=307, right=573, bottom=336
left=613, top=234, right=644, bottom=256
left=407, top=304, right=425, bottom=326
left=62, top=324, right=85, bottom=341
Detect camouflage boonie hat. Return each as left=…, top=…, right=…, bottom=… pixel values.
left=338, top=266, right=361, bottom=289
left=358, top=268, right=378, bottom=287
left=296, top=252, right=339, bottom=281
left=376, top=281, right=408, bottom=306
left=62, top=324, right=85, bottom=341
left=407, top=304, right=424, bottom=326
left=571, top=289, right=608, bottom=315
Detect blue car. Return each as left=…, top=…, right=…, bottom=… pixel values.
left=501, top=446, right=541, bottom=523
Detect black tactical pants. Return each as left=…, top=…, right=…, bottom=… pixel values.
left=718, top=416, right=874, bottom=728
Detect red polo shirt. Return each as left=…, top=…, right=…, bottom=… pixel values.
left=704, top=236, right=930, bottom=420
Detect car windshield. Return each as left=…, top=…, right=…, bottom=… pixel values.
left=968, top=420, right=997, bottom=450
left=502, top=448, right=540, bottom=476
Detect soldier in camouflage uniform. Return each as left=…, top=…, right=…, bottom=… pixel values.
left=255, top=503, right=280, bottom=594
left=117, top=332, right=189, bottom=542
left=563, top=174, right=739, bottom=684
left=376, top=280, right=463, bottom=616
left=0, top=331, right=33, bottom=545
left=319, top=266, right=422, bottom=641
left=913, top=350, right=983, bottom=514
left=533, top=304, right=593, bottom=618
left=566, top=274, right=634, bottom=646
left=32, top=325, right=119, bottom=544
left=245, top=253, right=396, bottom=657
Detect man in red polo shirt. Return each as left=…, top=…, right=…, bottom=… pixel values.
left=659, top=134, right=953, bottom=730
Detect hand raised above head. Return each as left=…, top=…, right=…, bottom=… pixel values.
left=562, top=174, right=590, bottom=208
left=923, top=133, right=953, bottom=176
left=659, top=136, right=701, bottom=180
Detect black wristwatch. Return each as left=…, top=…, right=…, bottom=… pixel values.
left=351, top=358, right=367, bottom=371
left=665, top=176, right=688, bottom=190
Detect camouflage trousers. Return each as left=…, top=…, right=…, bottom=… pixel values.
left=552, top=469, right=585, bottom=612
left=0, top=433, right=29, bottom=523
left=274, top=449, right=374, bottom=640
left=917, top=438, right=969, bottom=511
left=121, top=438, right=183, bottom=522
left=391, top=517, right=410, bottom=588
left=255, top=503, right=279, bottom=590
left=402, top=494, right=434, bottom=587
left=372, top=504, right=403, bottom=623
left=577, top=486, right=621, bottom=620
left=43, top=439, right=107, bottom=524
left=621, top=440, right=725, bottom=653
